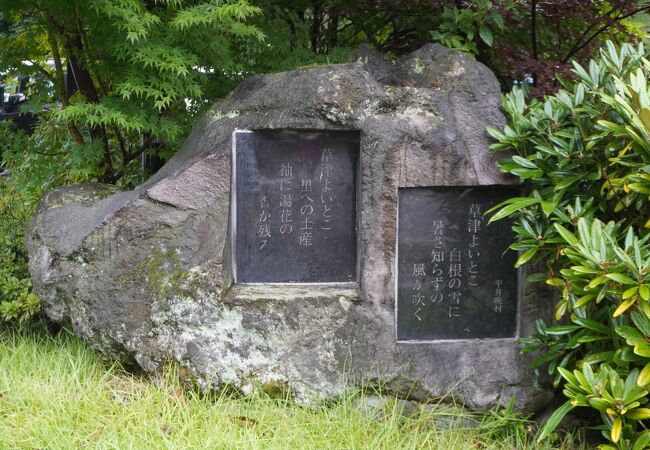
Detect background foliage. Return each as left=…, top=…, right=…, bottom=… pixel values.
left=252, top=0, right=650, bottom=97
left=0, top=0, right=268, bottom=324
left=1, top=0, right=265, bottom=184
left=2, top=0, right=649, bottom=190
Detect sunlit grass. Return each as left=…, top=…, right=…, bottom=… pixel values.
left=0, top=327, right=585, bottom=449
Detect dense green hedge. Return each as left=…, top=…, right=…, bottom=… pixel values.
left=488, top=41, right=650, bottom=449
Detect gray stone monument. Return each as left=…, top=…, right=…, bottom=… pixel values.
left=26, top=44, right=553, bottom=411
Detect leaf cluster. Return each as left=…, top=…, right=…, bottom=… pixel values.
left=430, top=0, right=511, bottom=55
left=489, top=41, right=650, bottom=448
left=0, top=0, right=265, bottom=184
left=0, top=124, right=40, bottom=323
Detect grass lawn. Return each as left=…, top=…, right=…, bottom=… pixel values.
left=0, top=326, right=586, bottom=449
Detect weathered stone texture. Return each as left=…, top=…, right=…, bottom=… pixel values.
left=26, top=44, right=552, bottom=411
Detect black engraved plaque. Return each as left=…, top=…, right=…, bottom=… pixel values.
left=396, top=186, right=519, bottom=340
left=234, top=130, right=358, bottom=283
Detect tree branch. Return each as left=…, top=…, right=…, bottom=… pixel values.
left=35, top=151, right=67, bottom=157
left=44, top=24, right=67, bottom=104
left=75, top=14, right=110, bottom=97
left=106, top=135, right=154, bottom=183
left=561, top=3, right=649, bottom=64
left=24, top=60, right=55, bottom=85
left=559, top=1, right=627, bottom=63
left=125, top=135, right=154, bottom=166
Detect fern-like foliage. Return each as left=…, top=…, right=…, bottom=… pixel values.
left=0, top=0, right=263, bottom=183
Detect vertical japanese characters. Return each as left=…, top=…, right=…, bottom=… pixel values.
left=467, top=203, right=481, bottom=289
left=411, top=217, right=468, bottom=322
left=256, top=148, right=338, bottom=250
left=397, top=188, right=518, bottom=340
left=279, top=163, right=294, bottom=236
left=411, top=262, right=426, bottom=321
left=299, top=178, right=314, bottom=246
left=430, top=220, right=445, bottom=310
left=257, top=194, right=271, bottom=249
left=236, top=131, right=358, bottom=284
left=494, top=279, right=504, bottom=313
left=320, top=148, right=333, bottom=232
left=448, top=247, right=461, bottom=318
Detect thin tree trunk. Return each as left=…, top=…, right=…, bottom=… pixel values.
left=328, top=9, right=339, bottom=52
left=65, top=33, right=113, bottom=181
left=44, top=22, right=84, bottom=145
left=310, top=2, right=322, bottom=53
left=531, top=0, right=538, bottom=60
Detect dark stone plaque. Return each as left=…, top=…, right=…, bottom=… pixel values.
left=396, top=186, right=518, bottom=340
left=234, top=130, right=358, bottom=283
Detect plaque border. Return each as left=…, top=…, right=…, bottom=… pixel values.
left=230, top=128, right=361, bottom=286
left=394, top=186, right=523, bottom=343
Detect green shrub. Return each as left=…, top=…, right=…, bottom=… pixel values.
left=0, top=114, right=82, bottom=325
left=0, top=176, right=40, bottom=323
left=0, top=102, right=154, bottom=325
left=488, top=41, right=650, bottom=449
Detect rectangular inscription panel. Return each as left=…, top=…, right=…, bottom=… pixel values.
left=396, top=186, right=518, bottom=340
left=234, top=130, right=358, bottom=283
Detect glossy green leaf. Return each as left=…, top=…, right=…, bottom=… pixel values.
left=623, top=286, right=639, bottom=299
left=605, top=273, right=637, bottom=285
left=515, top=247, right=538, bottom=268
left=640, top=285, right=650, bottom=301
left=512, top=155, right=538, bottom=169
left=487, top=198, right=540, bottom=222
left=632, top=430, right=650, bottom=450
left=638, top=362, right=650, bottom=387
left=554, top=223, right=580, bottom=246
left=478, top=24, right=493, bottom=46
left=572, top=317, right=611, bottom=335
left=537, top=400, right=575, bottom=443
left=541, top=201, right=556, bottom=216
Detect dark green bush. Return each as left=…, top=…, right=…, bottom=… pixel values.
left=0, top=124, right=40, bottom=323
left=0, top=186, right=40, bottom=322
left=488, top=41, right=650, bottom=449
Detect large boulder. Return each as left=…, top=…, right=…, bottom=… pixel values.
left=26, top=44, right=552, bottom=411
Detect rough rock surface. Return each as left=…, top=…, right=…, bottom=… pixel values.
left=26, top=44, right=553, bottom=411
